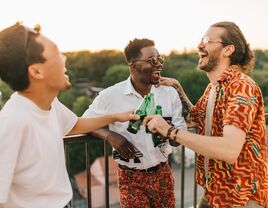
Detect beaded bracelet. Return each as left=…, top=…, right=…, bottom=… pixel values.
left=166, top=126, right=175, bottom=138
left=172, top=128, right=180, bottom=141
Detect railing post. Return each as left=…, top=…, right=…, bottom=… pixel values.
left=181, top=145, right=185, bottom=208
left=85, top=141, right=92, bottom=208
left=104, top=140, right=110, bottom=208
left=193, top=153, right=198, bottom=208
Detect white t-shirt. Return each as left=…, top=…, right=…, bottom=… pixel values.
left=0, top=93, right=78, bottom=208
left=83, top=77, right=186, bottom=169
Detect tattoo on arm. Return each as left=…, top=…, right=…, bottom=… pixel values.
left=175, top=84, right=194, bottom=123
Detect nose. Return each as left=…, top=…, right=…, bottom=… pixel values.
left=197, top=40, right=205, bottom=50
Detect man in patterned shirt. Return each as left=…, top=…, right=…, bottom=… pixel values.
left=144, top=21, right=268, bottom=208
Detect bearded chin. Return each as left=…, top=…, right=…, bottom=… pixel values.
left=199, top=56, right=219, bottom=72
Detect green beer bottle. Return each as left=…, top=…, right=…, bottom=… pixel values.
left=145, top=93, right=155, bottom=133
left=127, top=95, right=148, bottom=134
left=152, top=105, right=163, bottom=147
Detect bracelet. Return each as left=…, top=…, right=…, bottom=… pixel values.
left=166, top=126, right=175, bottom=138
left=172, top=128, right=180, bottom=140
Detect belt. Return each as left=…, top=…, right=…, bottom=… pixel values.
left=118, top=162, right=167, bottom=173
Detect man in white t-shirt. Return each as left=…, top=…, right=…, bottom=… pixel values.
left=83, top=38, right=187, bottom=207
left=0, top=22, right=138, bottom=208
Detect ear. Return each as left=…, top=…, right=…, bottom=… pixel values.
left=223, top=44, right=235, bottom=57
left=28, top=64, right=44, bottom=80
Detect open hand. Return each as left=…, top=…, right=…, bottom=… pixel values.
left=107, top=131, right=139, bottom=159
left=155, top=76, right=181, bottom=89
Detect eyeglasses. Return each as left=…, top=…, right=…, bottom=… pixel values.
left=201, top=36, right=224, bottom=45
left=130, top=55, right=165, bottom=66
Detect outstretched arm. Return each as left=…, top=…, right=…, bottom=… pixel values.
left=144, top=115, right=245, bottom=164
left=68, top=110, right=139, bottom=135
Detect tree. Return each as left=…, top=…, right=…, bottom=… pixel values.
left=0, top=80, right=13, bottom=107
left=72, top=96, right=92, bottom=116
left=102, top=64, right=130, bottom=87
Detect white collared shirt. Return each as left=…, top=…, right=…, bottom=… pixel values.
left=83, top=77, right=186, bottom=169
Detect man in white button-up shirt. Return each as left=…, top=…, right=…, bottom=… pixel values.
left=83, top=38, right=186, bottom=207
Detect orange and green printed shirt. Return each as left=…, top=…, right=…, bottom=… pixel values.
left=191, top=65, right=268, bottom=208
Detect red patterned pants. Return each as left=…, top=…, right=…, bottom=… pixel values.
left=118, top=163, right=175, bottom=208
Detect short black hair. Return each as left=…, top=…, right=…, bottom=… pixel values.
left=124, top=38, right=155, bottom=63
left=0, top=22, right=46, bottom=91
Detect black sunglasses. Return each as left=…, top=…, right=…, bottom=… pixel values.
left=130, top=55, right=165, bottom=66
left=22, top=23, right=40, bottom=52
left=19, top=23, right=41, bottom=65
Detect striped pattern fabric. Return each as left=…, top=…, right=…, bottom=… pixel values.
left=192, top=65, right=268, bottom=208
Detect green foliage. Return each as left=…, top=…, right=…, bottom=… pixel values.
left=102, top=64, right=130, bottom=87
left=173, top=69, right=209, bottom=104
left=0, top=80, right=13, bottom=106
left=68, top=139, right=113, bottom=176
left=65, top=50, right=125, bottom=86
left=58, top=88, right=80, bottom=110
left=250, top=70, right=268, bottom=110
left=72, top=96, right=92, bottom=116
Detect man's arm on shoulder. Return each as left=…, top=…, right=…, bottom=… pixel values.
left=159, top=77, right=193, bottom=123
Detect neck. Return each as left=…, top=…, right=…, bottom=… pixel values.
left=131, top=78, right=152, bottom=97
left=207, top=63, right=230, bottom=84
left=19, top=87, right=58, bottom=110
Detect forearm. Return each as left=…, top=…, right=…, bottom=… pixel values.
left=68, top=115, right=118, bottom=135
left=89, top=128, right=112, bottom=142
left=173, top=129, right=242, bottom=163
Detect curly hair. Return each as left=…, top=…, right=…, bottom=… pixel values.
left=124, top=38, right=155, bottom=63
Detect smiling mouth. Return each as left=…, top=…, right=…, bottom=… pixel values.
left=152, top=71, right=161, bottom=77
left=199, top=51, right=208, bottom=59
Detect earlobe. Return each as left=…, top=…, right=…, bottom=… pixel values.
left=28, top=65, right=44, bottom=79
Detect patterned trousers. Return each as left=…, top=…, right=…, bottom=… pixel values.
left=118, top=163, right=175, bottom=208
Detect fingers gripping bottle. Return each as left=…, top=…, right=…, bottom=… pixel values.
left=145, top=93, right=163, bottom=146
left=152, top=105, right=163, bottom=146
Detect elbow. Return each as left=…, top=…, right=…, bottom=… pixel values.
left=223, top=151, right=240, bottom=164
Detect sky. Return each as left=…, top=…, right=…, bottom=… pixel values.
left=1, top=0, right=268, bottom=54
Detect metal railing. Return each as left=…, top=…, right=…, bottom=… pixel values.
left=64, top=114, right=268, bottom=208
left=64, top=134, right=198, bottom=208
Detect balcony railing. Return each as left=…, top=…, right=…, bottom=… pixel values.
left=64, top=113, right=268, bottom=208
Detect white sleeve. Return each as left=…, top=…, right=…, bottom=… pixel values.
left=0, top=117, right=25, bottom=203
left=171, top=89, right=187, bottom=129
left=82, top=92, right=110, bottom=118
left=53, top=98, right=78, bottom=136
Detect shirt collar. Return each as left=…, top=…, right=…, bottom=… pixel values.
left=217, top=65, right=240, bottom=84
left=123, top=76, right=141, bottom=97
left=123, top=76, right=155, bottom=97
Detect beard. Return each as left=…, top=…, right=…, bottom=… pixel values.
left=198, top=50, right=221, bottom=72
